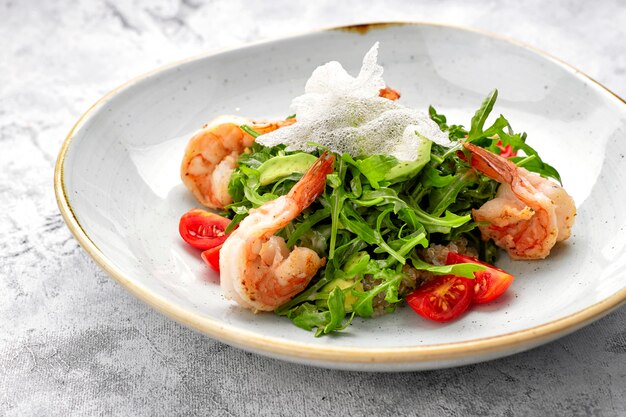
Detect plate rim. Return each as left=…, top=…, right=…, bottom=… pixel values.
left=54, top=21, right=626, bottom=366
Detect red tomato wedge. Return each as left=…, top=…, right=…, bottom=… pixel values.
left=179, top=209, right=232, bottom=250
left=201, top=245, right=222, bottom=272
left=406, top=275, right=474, bottom=322
left=445, top=252, right=514, bottom=304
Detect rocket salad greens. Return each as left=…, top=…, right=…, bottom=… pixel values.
left=202, top=89, right=561, bottom=336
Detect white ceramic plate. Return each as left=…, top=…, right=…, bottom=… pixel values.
left=55, top=22, right=626, bottom=371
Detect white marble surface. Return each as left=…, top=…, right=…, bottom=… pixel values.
left=1, top=0, right=625, bottom=415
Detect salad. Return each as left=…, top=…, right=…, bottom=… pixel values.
left=178, top=44, right=576, bottom=336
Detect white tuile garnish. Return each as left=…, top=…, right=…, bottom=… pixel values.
left=256, top=43, right=451, bottom=161
left=303, top=42, right=385, bottom=100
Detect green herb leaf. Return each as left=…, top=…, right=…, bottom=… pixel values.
left=409, top=257, right=485, bottom=279
left=323, top=287, right=348, bottom=334
left=288, top=303, right=330, bottom=334
left=343, top=154, right=397, bottom=189
left=468, top=89, right=498, bottom=141
left=327, top=159, right=347, bottom=260
left=429, top=105, right=467, bottom=140
left=427, top=170, right=478, bottom=216
left=352, top=270, right=404, bottom=318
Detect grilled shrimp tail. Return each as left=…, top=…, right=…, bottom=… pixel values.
left=287, top=151, right=335, bottom=209
left=463, top=142, right=516, bottom=184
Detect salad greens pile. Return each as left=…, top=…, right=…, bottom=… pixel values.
left=224, top=89, right=561, bottom=336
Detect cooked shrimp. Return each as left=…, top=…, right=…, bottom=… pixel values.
left=180, top=116, right=295, bottom=209
left=463, top=142, right=576, bottom=260
left=219, top=152, right=335, bottom=312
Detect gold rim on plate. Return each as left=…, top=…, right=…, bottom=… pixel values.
left=54, top=21, right=626, bottom=366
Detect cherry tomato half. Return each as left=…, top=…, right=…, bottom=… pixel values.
left=201, top=245, right=222, bottom=272
left=445, top=252, right=514, bottom=304
left=179, top=209, right=232, bottom=250
left=406, top=274, right=474, bottom=322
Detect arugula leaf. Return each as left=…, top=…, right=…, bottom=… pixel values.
left=352, top=269, right=404, bottom=317
left=468, top=89, right=498, bottom=141
left=286, top=208, right=330, bottom=247
left=407, top=206, right=471, bottom=234
left=409, top=256, right=485, bottom=279
left=428, top=106, right=467, bottom=140
left=288, top=303, right=331, bottom=335
left=421, top=165, right=455, bottom=188
left=510, top=155, right=561, bottom=183
left=340, top=206, right=405, bottom=264
left=481, top=115, right=510, bottom=139
left=426, top=170, right=478, bottom=216
left=377, top=229, right=428, bottom=258
left=332, top=239, right=369, bottom=269
left=343, top=154, right=397, bottom=189
left=326, top=159, right=347, bottom=260
left=354, top=188, right=407, bottom=212
left=498, top=129, right=562, bottom=183
left=323, top=287, right=349, bottom=334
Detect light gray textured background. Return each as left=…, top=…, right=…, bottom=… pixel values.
left=2, top=1, right=626, bottom=416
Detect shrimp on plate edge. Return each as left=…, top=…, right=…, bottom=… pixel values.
left=219, top=151, right=335, bottom=312
left=463, top=142, right=576, bottom=260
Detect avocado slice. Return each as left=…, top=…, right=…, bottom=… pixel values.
left=383, top=135, right=432, bottom=182
left=258, top=153, right=318, bottom=185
